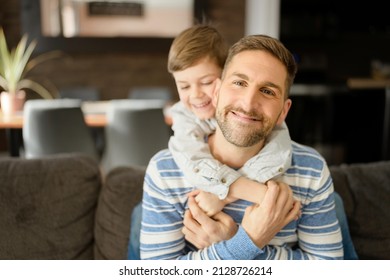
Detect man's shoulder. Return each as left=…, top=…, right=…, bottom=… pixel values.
left=149, top=148, right=180, bottom=170
left=284, top=142, right=331, bottom=186
left=146, top=149, right=186, bottom=183
left=290, top=141, right=327, bottom=170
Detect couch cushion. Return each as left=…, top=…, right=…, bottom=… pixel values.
left=94, top=165, right=145, bottom=259
left=330, top=161, right=390, bottom=259
left=0, top=153, right=102, bottom=259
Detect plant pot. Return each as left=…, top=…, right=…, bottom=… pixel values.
left=0, top=90, right=26, bottom=115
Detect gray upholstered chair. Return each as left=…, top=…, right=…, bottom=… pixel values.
left=128, top=86, right=172, bottom=101
left=59, top=87, right=103, bottom=154
left=22, top=99, right=99, bottom=159
left=101, top=99, right=171, bottom=173
left=59, top=87, right=100, bottom=101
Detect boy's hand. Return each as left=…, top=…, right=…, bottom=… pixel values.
left=188, top=190, right=226, bottom=217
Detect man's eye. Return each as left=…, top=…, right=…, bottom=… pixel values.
left=260, top=88, right=275, bottom=96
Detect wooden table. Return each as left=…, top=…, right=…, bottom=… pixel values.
left=0, top=101, right=110, bottom=129
left=0, top=101, right=172, bottom=157
left=0, top=112, right=107, bottom=129
left=0, top=111, right=107, bottom=157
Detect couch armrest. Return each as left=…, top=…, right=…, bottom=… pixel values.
left=94, top=165, right=145, bottom=260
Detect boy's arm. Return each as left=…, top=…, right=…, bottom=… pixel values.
left=228, top=177, right=268, bottom=204
left=168, top=102, right=241, bottom=199
left=191, top=178, right=268, bottom=217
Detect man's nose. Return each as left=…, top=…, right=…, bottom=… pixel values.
left=240, top=87, right=259, bottom=110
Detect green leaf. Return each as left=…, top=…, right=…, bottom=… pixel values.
left=0, top=75, right=9, bottom=91
left=0, top=27, right=58, bottom=99
left=25, top=50, right=63, bottom=74
left=0, top=28, right=11, bottom=78
left=17, top=79, right=54, bottom=99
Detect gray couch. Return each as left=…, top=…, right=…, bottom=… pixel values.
left=0, top=154, right=143, bottom=259
left=0, top=154, right=389, bottom=259
left=329, top=161, right=390, bottom=260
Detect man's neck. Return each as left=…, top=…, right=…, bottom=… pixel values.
left=208, top=129, right=265, bottom=169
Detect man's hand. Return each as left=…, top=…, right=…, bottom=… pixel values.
left=182, top=196, right=238, bottom=249
left=241, top=180, right=301, bottom=249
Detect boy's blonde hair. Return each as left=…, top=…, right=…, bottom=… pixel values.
left=167, top=24, right=228, bottom=73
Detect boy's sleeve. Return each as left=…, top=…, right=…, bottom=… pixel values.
left=168, top=102, right=241, bottom=199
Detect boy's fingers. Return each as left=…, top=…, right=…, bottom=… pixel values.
left=188, top=196, right=216, bottom=228
left=187, top=189, right=200, bottom=197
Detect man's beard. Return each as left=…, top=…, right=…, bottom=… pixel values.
left=216, top=105, right=276, bottom=147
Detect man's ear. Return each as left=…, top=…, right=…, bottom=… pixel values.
left=212, top=78, right=221, bottom=107
left=277, top=98, right=292, bottom=125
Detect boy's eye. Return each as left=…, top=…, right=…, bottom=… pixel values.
left=233, top=80, right=246, bottom=87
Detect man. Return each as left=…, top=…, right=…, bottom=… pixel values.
left=140, top=34, right=343, bottom=260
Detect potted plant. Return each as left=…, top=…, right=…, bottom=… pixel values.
left=0, top=27, right=59, bottom=115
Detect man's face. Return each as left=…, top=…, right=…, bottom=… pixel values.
left=214, top=50, right=291, bottom=147
left=172, top=57, right=221, bottom=120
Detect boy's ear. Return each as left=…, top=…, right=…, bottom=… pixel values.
left=212, top=78, right=221, bottom=107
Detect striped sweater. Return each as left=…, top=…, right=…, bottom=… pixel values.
left=140, top=142, right=343, bottom=260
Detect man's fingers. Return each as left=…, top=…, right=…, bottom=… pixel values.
left=183, top=209, right=199, bottom=229
left=182, top=225, right=202, bottom=249
left=212, top=210, right=236, bottom=228
left=182, top=210, right=207, bottom=249
left=212, top=210, right=231, bottom=222
left=261, top=180, right=279, bottom=208
left=268, top=181, right=294, bottom=219
left=244, top=203, right=256, bottom=216
left=284, top=201, right=302, bottom=224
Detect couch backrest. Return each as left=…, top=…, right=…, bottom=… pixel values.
left=330, top=161, right=390, bottom=260
left=0, top=154, right=102, bottom=259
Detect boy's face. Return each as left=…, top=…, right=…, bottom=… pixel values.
left=172, top=57, right=222, bottom=120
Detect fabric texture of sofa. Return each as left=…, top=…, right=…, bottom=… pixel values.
left=0, top=153, right=143, bottom=260
left=329, top=161, right=390, bottom=260
left=0, top=153, right=389, bottom=259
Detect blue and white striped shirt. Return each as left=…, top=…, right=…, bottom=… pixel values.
left=140, top=141, right=343, bottom=260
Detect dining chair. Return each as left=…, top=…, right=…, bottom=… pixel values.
left=101, top=99, right=171, bottom=173
left=59, top=87, right=104, bottom=155
left=22, top=99, right=99, bottom=160
left=59, top=87, right=100, bottom=101
left=128, top=86, right=173, bottom=101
